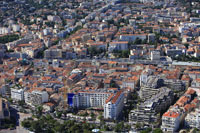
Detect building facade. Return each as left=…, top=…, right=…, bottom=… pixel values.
left=104, top=90, right=124, bottom=120
left=11, top=88, right=24, bottom=101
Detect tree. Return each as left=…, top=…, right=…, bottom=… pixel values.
left=184, top=43, right=189, bottom=49
left=21, top=115, right=97, bottom=132
left=135, top=122, right=141, bottom=129
left=56, top=111, right=63, bottom=118
left=30, top=121, right=42, bottom=132
left=121, top=50, right=130, bottom=58
left=98, top=115, right=103, bottom=121
left=140, top=128, right=152, bottom=133
left=53, top=124, right=64, bottom=132
left=90, top=112, right=95, bottom=119
left=21, top=119, right=31, bottom=128
left=18, top=100, right=25, bottom=106
left=114, top=122, right=124, bottom=132
left=35, top=106, right=43, bottom=117
left=110, top=82, right=117, bottom=88
left=134, top=38, right=142, bottom=44
left=153, top=128, right=163, bottom=133
left=0, top=34, right=20, bottom=44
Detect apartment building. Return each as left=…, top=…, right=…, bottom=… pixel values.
left=150, top=51, right=160, bottom=60
left=119, top=34, right=147, bottom=42
left=161, top=110, right=183, bottom=132
left=104, top=90, right=124, bottom=120
left=139, top=76, right=164, bottom=100
left=11, top=88, right=24, bottom=101
left=25, top=90, right=49, bottom=106
left=108, top=41, right=128, bottom=52
left=191, top=78, right=200, bottom=88
left=129, top=87, right=174, bottom=124
left=161, top=88, right=197, bottom=132
left=72, top=91, right=112, bottom=109
left=44, top=49, right=63, bottom=59
left=185, top=107, right=200, bottom=129
left=164, top=79, right=185, bottom=91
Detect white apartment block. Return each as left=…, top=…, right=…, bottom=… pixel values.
left=0, top=27, right=11, bottom=35
left=122, top=81, right=135, bottom=89
left=73, top=91, right=111, bottom=108
left=161, top=110, right=183, bottom=132
left=108, top=41, right=128, bottom=52
left=25, top=91, right=49, bottom=106
left=119, top=34, right=147, bottom=42
left=11, top=88, right=24, bottom=101
left=185, top=108, right=200, bottom=129
left=12, top=24, right=20, bottom=32
left=104, top=90, right=124, bottom=120
left=151, top=51, right=160, bottom=60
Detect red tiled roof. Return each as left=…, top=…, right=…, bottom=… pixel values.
left=111, top=90, right=123, bottom=104
left=163, top=111, right=180, bottom=118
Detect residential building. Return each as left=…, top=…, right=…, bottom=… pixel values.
left=139, top=76, right=164, bottom=100
left=11, top=88, right=24, bottom=101
left=104, top=90, right=124, bottom=120
left=161, top=88, right=198, bottom=132
left=150, top=51, right=160, bottom=60
left=185, top=107, right=200, bottom=129
left=129, top=87, right=174, bottom=124
left=108, top=41, right=128, bottom=52
left=25, top=90, right=49, bottom=106
left=161, top=110, right=183, bottom=132
left=44, top=49, right=63, bottom=59
left=119, top=34, right=147, bottom=42
left=72, top=91, right=111, bottom=109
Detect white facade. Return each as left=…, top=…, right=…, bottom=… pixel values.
left=25, top=91, right=49, bottom=106
left=12, top=24, right=20, bottom=32
left=47, top=15, right=55, bottom=21
left=119, top=34, right=147, bottom=42
left=11, top=88, right=24, bottom=101
left=108, top=41, right=128, bottom=52
left=191, top=80, right=200, bottom=88
left=140, top=71, right=148, bottom=86
left=73, top=92, right=111, bottom=108
left=0, top=27, right=11, bottom=35
left=185, top=108, right=200, bottom=129
left=151, top=51, right=160, bottom=60
left=122, top=81, right=135, bottom=89
left=161, top=111, right=182, bottom=132
left=104, top=90, right=124, bottom=120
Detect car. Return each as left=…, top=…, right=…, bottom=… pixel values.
left=10, top=127, right=16, bottom=130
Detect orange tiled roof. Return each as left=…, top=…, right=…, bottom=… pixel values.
left=163, top=111, right=180, bottom=118
left=111, top=90, right=123, bottom=104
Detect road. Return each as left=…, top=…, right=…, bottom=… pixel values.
left=0, top=112, right=32, bottom=133
left=15, top=113, right=32, bottom=133
left=76, top=58, right=172, bottom=65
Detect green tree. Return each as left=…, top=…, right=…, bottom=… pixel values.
left=140, top=128, right=152, bottom=133
left=53, top=123, right=64, bottom=132
left=98, top=115, right=103, bottom=121
left=134, top=38, right=142, bottom=44
left=121, top=50, right=130, bottom=58
left=153, top=128, right=163, bottom=133
left=135, top=122, right=141, bottom=129
left=18, top=100, right=25, bottom=106
left=114, top=122, right=124, bottom=132
left=90, top=112, right=95, bottom=119
left=21, top=119, right=31, bottom=128
left=35, top=106, right=43, bottom=117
